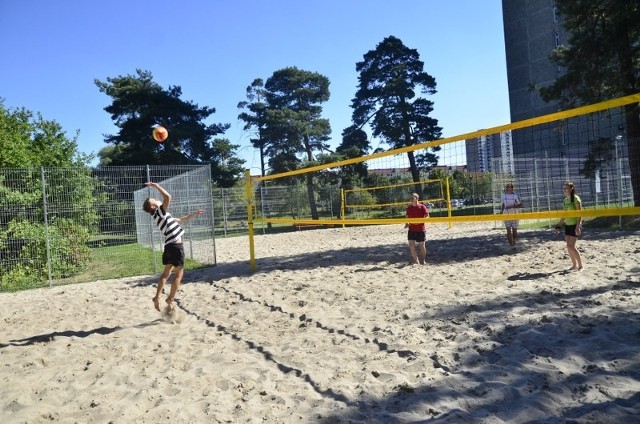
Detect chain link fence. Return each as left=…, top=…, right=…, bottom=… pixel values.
left=1, top=165, right=216, bottom=292
left=492, top=155, right=633, bottom=213
left=211, top=184, right=342, bottom=236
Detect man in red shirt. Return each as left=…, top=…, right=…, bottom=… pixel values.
left=405, top=193, right=429, bottom=265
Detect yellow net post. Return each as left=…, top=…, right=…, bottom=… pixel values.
left=445, top=177, right=452, bottom=229
left=244, top=169, right=256, bottom=272
left=341, top=188, right=346, bottom=229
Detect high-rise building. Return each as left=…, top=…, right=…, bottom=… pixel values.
left=501, top=0, right=626, bottom=155
left=501, top=0, right=572, bottom=158
left=500, top=0, right=630, bottom=204
left=465, top=131, right=514, bottom=174
left=502, top=0, right=565, bottom=123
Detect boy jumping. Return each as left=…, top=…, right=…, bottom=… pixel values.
left=142, top=182, right=203, bottom=311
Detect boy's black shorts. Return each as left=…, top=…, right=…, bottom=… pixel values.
left=407, top=230, right=426, bottom=243
left=163, top=243, right=185, bottom=267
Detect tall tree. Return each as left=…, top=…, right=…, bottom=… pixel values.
left=335, top=125, right=371, bottom=188
left=209, top=138, right=246, bottom=188
left=237, top=78, right=269, bottom=177
left=0, top=100, right=90, bottom=167
left=539, top=1, right=640, bottom=206
left=263, top=67, right=332, bottom=219
left=0, top=101, right=97, bottom=287
left=351, top=36, right=442, bottom=196
left=95, top=69, right=244, bottom=186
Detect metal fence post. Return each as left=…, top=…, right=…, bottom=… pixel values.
left=145, top=165, right=158, bottom=274
left=41, top=167, right=53, bottom=287
left=207, top=176, right=217, bottom=266
left=259, top=184, right=266, bottom=235
left=186, top=173, right=194, bottom=261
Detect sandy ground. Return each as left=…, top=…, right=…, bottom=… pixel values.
left=1, top=223, right=639, bottom=423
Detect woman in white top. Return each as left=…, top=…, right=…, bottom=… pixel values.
left=500, top=183, right=523, bottom=247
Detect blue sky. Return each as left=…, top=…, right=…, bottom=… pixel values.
left=0, top=0, right=510, bottom=170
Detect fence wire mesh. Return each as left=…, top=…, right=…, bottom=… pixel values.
left=1, top=165, right=216, bottom=291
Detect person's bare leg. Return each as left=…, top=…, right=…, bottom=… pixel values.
left=506, top=228, right=513, bottom=245
left=512, top=228, right=518, bottom=245
left=408, top=241, right=419, bottom=264
left=418, top=241, right=427, bottom=264
left=566, top=236, right=582, bottom=270
left=153, top=265, right=173, bottom=311
left=166, top=266, right=184, bottom=310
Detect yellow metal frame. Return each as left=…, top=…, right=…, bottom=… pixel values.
left=254, top=206, right=640, bottom=227
left=341, top=177, right=447, bottom=219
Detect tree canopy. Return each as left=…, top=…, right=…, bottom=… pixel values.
left=95, top=69, right=244, bottom=186
left=0, top=101, right=99, bottom=288
left=262, top=67, right=332, bottom=174
left=539, top=1, right=640, bottom=205
left=335, top=125, right=371, bottom=188
left=0, top=100, right=90, bottom=168
left=241, top=66, right=332, bottom=219
left=237, top=78, right=268, bottom=177
left=351, top=36, right=442, bottom=193
left=240, top=68, right=332, bottom=174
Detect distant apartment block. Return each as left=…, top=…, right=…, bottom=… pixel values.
left=465, top=131, right=514, bottom=174
left=502, top=0, right=565, bottom=124
left=457, top=1, right=562, bottom=172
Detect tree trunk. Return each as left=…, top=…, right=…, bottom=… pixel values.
left=303, top=137, right=319, bottom=220
left=306, top=174, right=319, bottom=220
left=407, top=151, right=422, bottom=197
left=257, top=143, right=272, bottom=228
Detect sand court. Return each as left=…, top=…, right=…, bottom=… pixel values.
left=1, top=223, right=639, bottom=423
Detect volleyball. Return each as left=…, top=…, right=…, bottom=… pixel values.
left=152, top=126, right=168, bottom=142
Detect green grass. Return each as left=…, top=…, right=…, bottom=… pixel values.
left=469, top=215, right=640, bottom=231
left=61, top=243, right=204, bottom=284
left=429, top=205, right=494, bottom=217
left=87, top=233, right=136, bottom=248
left=0, top=242, right=208, bottom=292
left=583, top=215, right=640, bottom=230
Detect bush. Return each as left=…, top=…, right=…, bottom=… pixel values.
left=0, top=218, right=91, bottom=288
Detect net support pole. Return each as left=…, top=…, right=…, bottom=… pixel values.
left=341, top=188, right=346, bottom=228
left=445, top=177, right=452, bottom=230
left=245, top=169, right=256, bottom=272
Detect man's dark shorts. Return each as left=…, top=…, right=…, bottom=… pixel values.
left=408, top=230, right=426, bottom=243
left=163, top=243, right=185, bottom=267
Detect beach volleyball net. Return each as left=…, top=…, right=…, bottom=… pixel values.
left=342, top=178, right=448, bottom=220
left=243, top=93, right=640, bottom=266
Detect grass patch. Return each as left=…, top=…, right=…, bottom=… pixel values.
left=61, top=243, right=204, bottom=284
left=429, top=205, right=494, bottom=217
left=493, top=215, right=640, bottom=231
left=583, top=215, right=640, bottom=230
left=87, top=234, right=137, bottom=248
